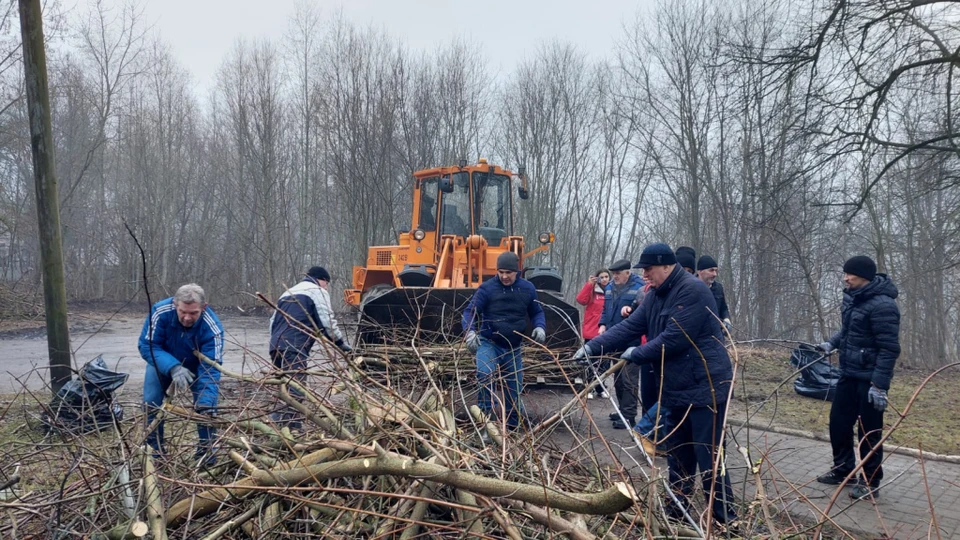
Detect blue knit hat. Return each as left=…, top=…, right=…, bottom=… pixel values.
left=634, top=243, right=677, bottom=268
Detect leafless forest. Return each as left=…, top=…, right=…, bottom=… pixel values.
left=0, top=0, right=958, bottom=366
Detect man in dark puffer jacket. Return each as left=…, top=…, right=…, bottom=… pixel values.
left=816, top=255, right=900, bottom=500
left=462, top=252, right=546, bottom=431
left=574, top=243, right=737, bottom=524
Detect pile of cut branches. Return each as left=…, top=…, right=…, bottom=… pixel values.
left=0, top=344, right=707, bottom=539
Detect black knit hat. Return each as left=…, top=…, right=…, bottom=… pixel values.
left=497, top=252, right=520, bottom=272
left=634, top=243, right=677, bottom=268
left=675, top=246, right=697, bottom=271
left=608, top=259, right=631, bottom=272
left=697, top=255, right=718, bottom=271
left=842, top=256, right=877, bottom=281
left=307, top=266, right=331, bottom=282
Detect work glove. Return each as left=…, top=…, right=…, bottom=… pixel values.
left=867, top=386, right=888, bottom=412
left=722, top=318, right=732, bottom=333
left=170, top=365, right=195, bottom=393
left=531, top=327, right=546, bottom=344
left=335, top=339, right=353, bottom=353
left=621, top=346, right=638, bottom=363
left=816, top=342, right=834, bottom=355
left=465, top=330, right=480, bottom=354
left=572, top=344, right=593, bottom=366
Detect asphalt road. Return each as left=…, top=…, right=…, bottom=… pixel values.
left=0, top=313, right=273, bottom=395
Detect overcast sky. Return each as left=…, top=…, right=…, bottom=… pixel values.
left=127, top=0, right=654, bottom=99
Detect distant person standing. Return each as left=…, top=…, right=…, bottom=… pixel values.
left=576, top=269, right=609, bottom=341
left=577, top=269, right=611, bottom=399
left=139, top=283, right=223, bottom=464
left=697, top=255, right=731, bottom=333
left=816, top=256, right=900, bottom=500
left=269, top=266, right=352, bottom=426
left=675, top=246, right=697, bottom=274
left=462, top=252, right=546, bottom=430
left=598, top=259, right=644, bottom=429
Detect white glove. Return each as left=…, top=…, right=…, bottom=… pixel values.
left=170, top=365, right=195, bottom=392
left=531, top=327, right=546, bottom=344
left=572, top=344, right=593, bottom=366
left=817, top=342, right=834, bottom=354
left=465, top=331, right=480, bottom=353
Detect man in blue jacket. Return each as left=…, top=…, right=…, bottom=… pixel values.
left=138, top=283, right=224, bottom=463
left=269, top=266, right=352, bottom=426
left=574, top=243, right=737, bottom=524
left=598, top=258, right=645, bottom=429
left=463, top=252, right=546, bottom=430
left=816, top=256, right=900, bottom=500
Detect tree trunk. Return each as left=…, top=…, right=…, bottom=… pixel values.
left=19, top=0, right=72, bottom=394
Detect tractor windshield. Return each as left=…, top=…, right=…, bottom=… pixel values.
left=473, top=172, right=512, bottom=243
left=439, top=172, right=471, bottom=237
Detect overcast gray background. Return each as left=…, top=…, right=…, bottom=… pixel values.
left=131, top=0, right=652, bottom=98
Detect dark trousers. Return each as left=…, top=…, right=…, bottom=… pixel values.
left=614, top=362, right=640, bottom=421
left=271, top=349, right=309, bottom=424
left=664, top=401, right=736, bottom=523
left=829, top=376, right=884, bottom=486
left=639, top=364, right=659, bottom=414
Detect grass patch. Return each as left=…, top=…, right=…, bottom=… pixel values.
left=730, top=346, right=960, bottom=456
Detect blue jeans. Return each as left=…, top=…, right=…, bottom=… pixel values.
left=476, top=338, right=524, bottom=428
left=634, top=402, right=661, bottom=436
left=143, top=363, right=219, bottom=453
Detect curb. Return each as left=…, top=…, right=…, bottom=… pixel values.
left=731, top=420, right=960, bottom=464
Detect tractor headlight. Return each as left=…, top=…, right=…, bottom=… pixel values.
left=538, top=232, right=554, bottom=244
left=413, top=229, right=426, bottom=241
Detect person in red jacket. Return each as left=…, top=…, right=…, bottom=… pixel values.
left=577, top=269, right=610, bottom=398
left=576, top=269, right=609, bottom=340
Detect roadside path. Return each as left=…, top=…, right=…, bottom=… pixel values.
left=534, top=391, right=960, bottom=539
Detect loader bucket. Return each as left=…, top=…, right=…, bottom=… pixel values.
left=357, top=286, right=580, bottom=350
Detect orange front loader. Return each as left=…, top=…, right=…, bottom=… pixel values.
left=344, top=159, right=579, bottom=349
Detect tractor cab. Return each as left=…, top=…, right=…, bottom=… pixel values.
left=412, top=159, right=521, bottom=263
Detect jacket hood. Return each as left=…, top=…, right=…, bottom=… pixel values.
left=848, top=273, right=898, bottom=301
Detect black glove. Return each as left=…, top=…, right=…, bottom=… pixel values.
left=335, top=339, right=353, bottom=353
left=867, top=386, right=888, bottom=412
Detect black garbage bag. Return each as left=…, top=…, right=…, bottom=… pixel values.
left=790, top=343, right=841, bottom=401
left=42, top=355, right=129, bottom=434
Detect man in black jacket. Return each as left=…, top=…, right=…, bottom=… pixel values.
left=697, top=255, right=731, bottom=333
left=574, top=243, right=737, bottom=524
left=816, top=255, right=900, bottom=500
